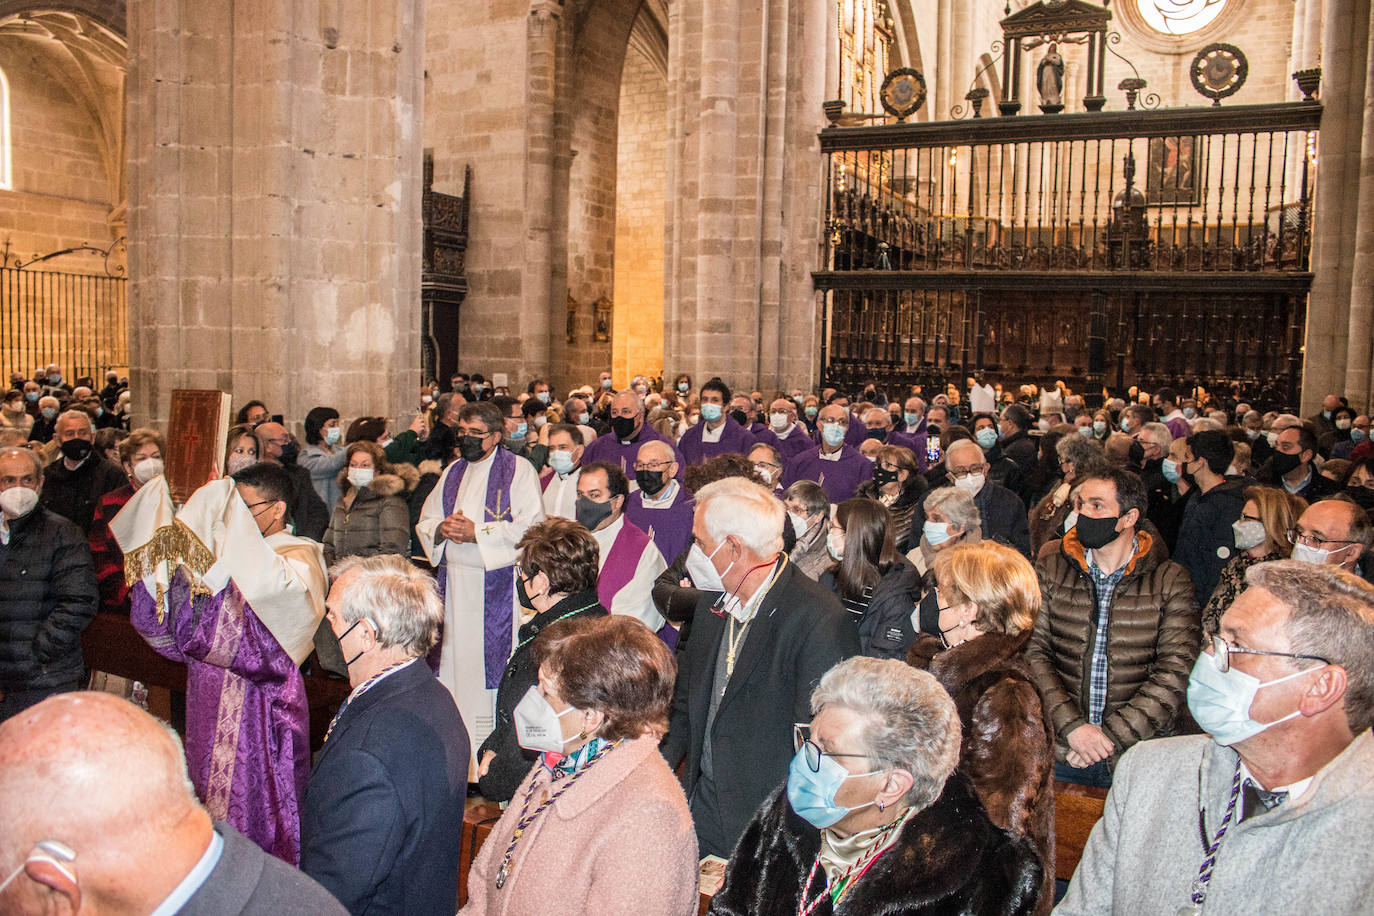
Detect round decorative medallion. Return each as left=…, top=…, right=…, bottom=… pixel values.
left=1189, top=42, right=1248, bottom=106
left=879, top=68, right=927, bottom=121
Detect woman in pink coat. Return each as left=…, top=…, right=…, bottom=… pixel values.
left=463, top=614, right=699, bottom=916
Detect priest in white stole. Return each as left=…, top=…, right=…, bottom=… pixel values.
left=416, top=401, right=543, bottom=769
left=112, top=463, right=328, bottom=865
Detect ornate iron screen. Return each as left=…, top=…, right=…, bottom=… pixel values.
left=815, top=101, right=1320, bottom=406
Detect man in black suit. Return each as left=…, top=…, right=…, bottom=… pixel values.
left=301, top=554, right=470, bottom=916
left=661, top=477, right=860, bottom=858
left=0, top=692, right=345, bottom=915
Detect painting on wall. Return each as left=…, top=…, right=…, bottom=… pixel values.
left=1146, top=136, right=1201, bottom=206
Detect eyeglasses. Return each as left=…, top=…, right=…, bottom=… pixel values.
left=1206, top=633, right=1329, bottom=674
left=948, top=466, right=986, bottom=478
left=1286, top=528, right=1361, bottom=550
left=792, top=723, right=870, bottom=773
left=455, top=426, right=493, bottom=437
left=633, top=460, right=674, bottom=471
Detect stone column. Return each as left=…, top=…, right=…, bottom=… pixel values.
left=1342, top=12, right=1374, bottom=408
left=126, top=0, right=423, bottom=431
left=1303, top=0, right=1369, bottom=410
left=523, top=0, right=561, bottom=383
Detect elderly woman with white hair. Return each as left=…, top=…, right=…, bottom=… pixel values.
left=908, top=485, right=982, bottom=577
left=301, top=554, right=471, bottom=915
left=709, top=657, right=1042, bottom=915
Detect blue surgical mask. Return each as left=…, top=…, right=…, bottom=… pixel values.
left=1354, top=428, right=1369, bottom=443
left=821, top=423, right=846, bottom=447
left=974, top=427, right=998, bottom=450
left=325, top=427, right=341, bottom=445
left=577, top=412, right=590, bottom=426
left=1093, top=420, right=1107, bottom=435
left=41, top=407, right=56, bottom=420
left=1162, top=458, right=1180, bottom=483
left=513, top=421, right=528, bottom=440
left=1186, top=651, right=1315, bottom=746
left=805, top=406, right=819, bottom=419
left=1078, top=425, right=1094, bottom=438
left=701, top=403, right=723, bottom=423
left=903, top=412, right=921, bottom=428
left=786, top=744, right=882, bottom=829
left=923, top=519, right=952, bottom=546
left=537, top=391, right=551, bottom=405
left=25, top=391, right=38, bottom=402
left=549, top=450, right=575, bottom=475
left=678, top=382, right=690, bottom=393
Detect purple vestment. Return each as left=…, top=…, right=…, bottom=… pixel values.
left=132, top=572, right=309, bottom=865
left=597, top=519, right=653, bottom=610
left=624, top=485, right=696, bottom=564
left=679, top=417, right=757, bottom=466
left=889, top=425, right=931, bottom=471
left=782, top=444, right=875, bottom=503
left=436, top=447, right=517, bottom=688
left=755, top=425, right=814, bottom=461
left=581, top=425, right=686, bottom=482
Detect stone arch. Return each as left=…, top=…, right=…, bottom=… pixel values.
left=0, top=1, right=124, bottom=37
left=0, top=62, right=10, bottom=189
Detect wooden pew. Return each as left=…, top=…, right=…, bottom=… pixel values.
left=1053, top=781, right=1108, bottom=882
left=81, top=612, right=351, bottom=752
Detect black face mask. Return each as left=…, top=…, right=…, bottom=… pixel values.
left=278, top=440, right=299, bottom=466
left=1346, top=486, right=1374, bottom=510
left=916, top=589, right=941, bottom=637
left=610, top=415, right=638, bottom=441
left=1127, top=440, right=1146, bottom=466
left=1075, top=513, right=1122, bottom=550
left=458, top=435, right=488, bottom=463
left=516, top=573, right=543, bottom=609
left=926, top=424, right=942, bottom=438
left=1180, top=459, right=1197, bottom=488
left=729, top=409, right=750, bottom=427
left=1271, top=450, right=1304, bottom=477
left=635, top=468, right=667, bottom=496
left=575, top=495, right=614, bottom=531
left=873, top=465, right=900, bottom=488
left=865, top=428, right=887, bottom=443
left=60, top=438, right=93, bottom=462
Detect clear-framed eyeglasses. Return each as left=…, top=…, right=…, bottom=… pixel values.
left=1205, top=633, right=1329, bottom=674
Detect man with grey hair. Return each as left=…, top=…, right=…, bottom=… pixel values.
left=39, top=408, right=126, bottom=534
left=662, top=477, right=859, bottom=857
left=301, top=555, right=469, bottom=915
left=1060, top=562, right=1374, bottom=913
left=580, top=389, right=685, bottom=488
left=910, top=439, right=1030, bottom=558
left=0, top=447, right=97, bottom=721
left=0, top=692, right=346, bottom=912
left=711, top=658, right=1041, bottom=914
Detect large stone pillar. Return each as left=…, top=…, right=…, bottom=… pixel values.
left=1342, top=12, right=1374, bottom=408
left=126, top=0, right=424, bottom=431
left=1304, top=0, right=1370, bottom=411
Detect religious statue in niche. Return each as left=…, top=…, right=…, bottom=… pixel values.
left=1037, top=43, right=1065, bottom=112
left=593, top=296, right=612, bottom=342
left=567, top=291, right=578, bottom=344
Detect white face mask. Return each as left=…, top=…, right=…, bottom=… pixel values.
left=1265, top=431, right=1278, bottom=448
left=1291, top=541, right=1355, bottom=566
left=1063, top=509, right=1079, bottom=534
left=788, top=511, right=808, bottom=538
left=226, top=453, right=256, bottom=475
left=513, top=686, right=583, bottom=754
left=132, top=457, right=165, bottom=485
left=754, top=465, right=774, bottom=484
left=348, top=467, right=375, bottom=489
left=685, top=541, right=727, bottom=592
left=0, top=486, right=39, bottom=518
left=953, top=473, right=986, bottom=496
left=770, top=412, right=789, bottom=430
left=826, top=528, right=844, bottom=561
left=1231, top=519, right=1266, bottom=551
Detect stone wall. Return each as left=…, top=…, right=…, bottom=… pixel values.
left=125, top=0, right=423, bottom=432
left=0, top=36, right=119, bottom=267
left=611, top=44, right=666, bottom=385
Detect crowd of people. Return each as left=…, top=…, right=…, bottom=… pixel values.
left=2, top=364, right=1374, bottom=914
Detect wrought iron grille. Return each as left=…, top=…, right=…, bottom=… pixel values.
left=814, top=101, right=1320, bottom=407
left=0, top=267, right=128, bottom=383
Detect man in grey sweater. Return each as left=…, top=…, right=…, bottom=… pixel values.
left=1058, top=560, right=1374, bottom=914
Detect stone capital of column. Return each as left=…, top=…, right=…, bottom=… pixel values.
left=530, top=0, right=563, bottom=23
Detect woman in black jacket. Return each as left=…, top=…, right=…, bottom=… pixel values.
left=474, top=517, right=607, bottom=803
left=855, top=444, right=928, bottom=552
left=821, top=498, right=922, bottom=659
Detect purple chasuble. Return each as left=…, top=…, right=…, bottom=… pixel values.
left=889, top=427, right=931, bottom=471
left=597, top=519, right=653, bottom=610
left=131, top=571, right=309, bottom=865
left=581, top=425, right=686, bottom=482
left=624, top=486, right=696, bottom=564
left=678, top=417, right=757, bottom=465
left=436, top=447, right=517, bottom=688
left=756, top=425, right=814, bottom=460
left=782, top=444, right=874, bottom=503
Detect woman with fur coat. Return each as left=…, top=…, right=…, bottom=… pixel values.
left=322, top=440, right=418, bottom=566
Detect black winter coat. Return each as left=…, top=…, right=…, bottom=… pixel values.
left=40, top=455, right=128, bottom=534
left=1175, top=477, right=1250, bottom=606
left=476, top=590, right=607, bottom=802
left=822, top=558, right=922, bottom=660
left=0, top=505, right=98, bottom=690
left=708, top=774, right=1041, bottom=916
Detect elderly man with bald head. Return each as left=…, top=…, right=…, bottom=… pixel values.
left=0, top=692, right=346, bottom=913
left=0, top=447, right=97, bottom=721
left=624, top=437, right=696, bottom=564
left=907, top=439, right=1031, bottom=559
left=579, top=390, right=685, bottom=490
left=780, top=403, right=874, bottom=503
